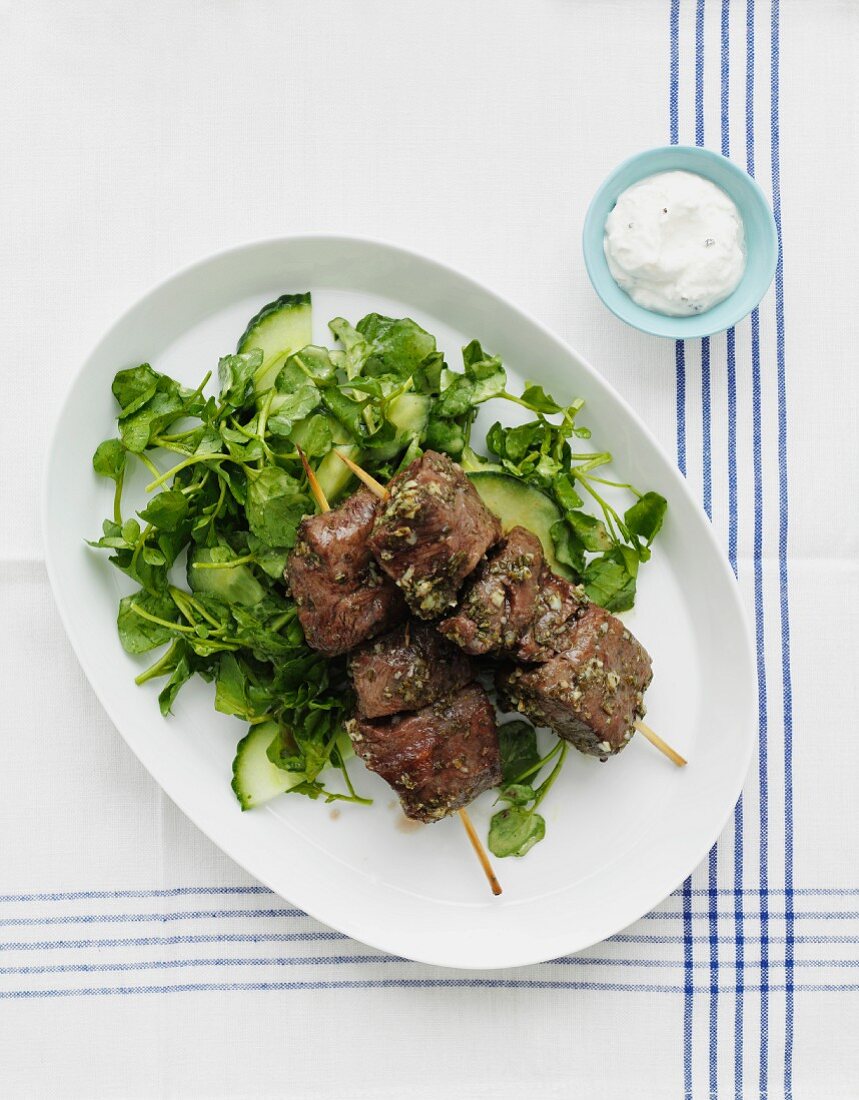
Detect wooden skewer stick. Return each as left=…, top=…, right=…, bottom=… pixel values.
left=297, top=445, right=331, bottom=514
left=634, top=720, right=687, bottom=767
left=334, top=450, right=390, bottom=499
left=332, top=448, right=503, bottom=897
left=459, top=808, right=503, bottom=896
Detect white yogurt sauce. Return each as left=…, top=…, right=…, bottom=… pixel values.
left=604, top=170, right=746, bottom=317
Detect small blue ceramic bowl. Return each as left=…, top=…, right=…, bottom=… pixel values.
left=582, top=145, right=778, bottom=339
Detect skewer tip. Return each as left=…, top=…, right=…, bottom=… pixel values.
left=458, top=808, right=503, bottom=896
left=634, top=720, right=687, bottom=767
left=334, top=450, right=390, bottom=500
left=297, top=445, right=330, bottom=514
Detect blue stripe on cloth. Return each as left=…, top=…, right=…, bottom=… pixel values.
left=720, top=2, right=743, bottom=1092
left=726, top=319, right=738, bottom=563
left=769, top=3, right=795, bottom=1096
left=3, top=957, right=859, bottom=979
left=0, top=955, right=403, bottom=976
left=0, top=886, right=271, bottom=903
left=1, top=932, right=349, bottom=952
left=1, top=886, right=854, bottom=905
left=670, top=0, right=681, bottom=145
left=694, top=5, right=719, bottom=1093
left=709, top=833, right=719, bottom=1098
left=734, top=766, right=745, bottom=1100
left=669, top=5, right=692, bottom=1093
left=721, top=0, right=732, bottom=161
left=0, top=908, right=305, bottom=927
left=611, top=934, right=859, bottom=945
left=675, top=342, right=688, bottom=477
left=701, top=335, right=712, bottom=519
left=687, top=889, right=859, bottom=896
left=695, top=0, right=706, bottom=148
left=0, top=981, right=691, bottom=999
left=2, top=904, right=854, bottom=931
left=4, top=927, right=859, bottom=954
left=644, top=911, right=857, bottom=920
left=745, top=2, right=770, bottom=1093
left=1, top=981, right=858, bottom=1001
left=555, top=958, right=859, bottom=970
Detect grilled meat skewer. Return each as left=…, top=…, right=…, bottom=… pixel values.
left=291, top=451, right=678, bottom=778
left=347, top=682, right=502, bottom=823
left=349, top=620, right=472, bottom=719
left=512, top=571, right=590, bottom=664
left=286, top=488, right=406, bottom=656
left=499, top=603, right=652, bottom=761
left=293, top=449, right=503, bottom=891
left=368, top=450, right=501, bottom=619
left=437, top=525, right=593, bottom=663
left=438, top=526, right=544, bottom=656
left=435, top=519, right=653, bottom=761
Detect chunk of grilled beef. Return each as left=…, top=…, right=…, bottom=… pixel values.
left=438, top=526, right=544, bottom=656
left=347, top=682, right=501, bottom=822
left=368, top=451, right=501, bottom=619
left=499, top=603, right=652, bottom=759
left=512, top=570, right=589, bottom=663
left=349, top=620, right=472, bottom=719
left=285, top=488, right=406, bottom=656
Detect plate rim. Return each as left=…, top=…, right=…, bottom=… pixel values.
left=42, top=233, right=756, bottom=969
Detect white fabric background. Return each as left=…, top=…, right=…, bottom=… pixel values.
left=1, top=1, right=857, bottom=1097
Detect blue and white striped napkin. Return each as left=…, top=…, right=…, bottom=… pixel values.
left=2, top=1, right=856, bottom=1096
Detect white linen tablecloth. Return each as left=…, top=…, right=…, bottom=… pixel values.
left=2, top=1, right=857, bottom=1096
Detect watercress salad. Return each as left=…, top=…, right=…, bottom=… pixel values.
left=89, top=292, right=666, bottom=858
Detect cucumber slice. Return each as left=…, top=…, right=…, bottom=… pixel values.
left=315, top=443, right=361, bottom=504
left=237, top=293, right=312, bottom=394
left=388, top=393, right=430, bottom=436
left=364, top=393, right=432, bottom=462
left=188, top=547, right=266, bottom=606
left=231, top=721, right=306, bottom=811
left=467, top=471, right=572, bottom=578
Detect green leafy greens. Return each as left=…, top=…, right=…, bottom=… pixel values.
left=89, top=294, right=666, bottom=851
left=487, top=720, right=568, bottom=859
left=482, top=404, right=666, bottom=612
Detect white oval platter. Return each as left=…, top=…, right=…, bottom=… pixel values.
left=43, top=236, right=754, bottom=969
